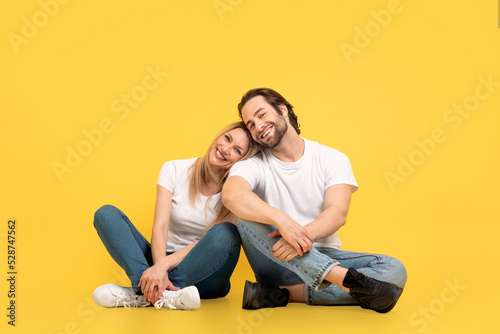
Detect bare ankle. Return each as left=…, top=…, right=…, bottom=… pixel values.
left=326, top=266, right=350, bottom=292
left=279, top=284, right=306, bottom=303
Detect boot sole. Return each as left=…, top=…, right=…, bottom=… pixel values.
left=360, top=286, right=404, bottom=313
left=377, top=287, right=403, bottom=313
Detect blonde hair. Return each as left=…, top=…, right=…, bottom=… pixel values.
left=188, top=122, right=260, bottom=223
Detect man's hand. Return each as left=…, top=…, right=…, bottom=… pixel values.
left=222, top=176, right=314, bottom=255
left=138, top=260, right=179, bottom=304
left=269, top=230, right=301, bottom=261
left=269, top=219, right=313, bottom=256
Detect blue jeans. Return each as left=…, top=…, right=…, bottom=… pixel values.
left=93, top=205, right=241, bottom=299
left=237, top=219, right=407, bottom=305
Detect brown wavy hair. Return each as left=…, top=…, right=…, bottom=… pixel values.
left=237, top=88, right=301, bottom=135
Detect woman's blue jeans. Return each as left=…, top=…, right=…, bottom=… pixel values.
left=237, top=219, right=407, bottom=305
left=93, top=205, right=241, bottom=299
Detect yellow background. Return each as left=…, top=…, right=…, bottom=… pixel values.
left=1, top=0, right=499, bottom=333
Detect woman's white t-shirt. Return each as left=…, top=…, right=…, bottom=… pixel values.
left=157, top=158, right=221, bottom=252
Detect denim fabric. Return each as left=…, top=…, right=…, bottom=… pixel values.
left=237, top=218, right=407, bottom=305
left=93, top=205, right=241, bottom=299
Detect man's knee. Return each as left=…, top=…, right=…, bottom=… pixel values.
left=237, top=218, right=275, bottom=239
left=389, top=257, right=407, bottom=288
left=236, top=218, right=251, bottom=239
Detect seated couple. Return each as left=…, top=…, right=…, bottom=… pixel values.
left=92, top=88, right=407, bottom=312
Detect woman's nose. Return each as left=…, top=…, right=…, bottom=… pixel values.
left=221, top=145, right=230, bottom=156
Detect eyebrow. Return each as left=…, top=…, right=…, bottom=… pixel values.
left=245, top=107, right=264, bottom=128
left=227, top=132, right=246, bottom=155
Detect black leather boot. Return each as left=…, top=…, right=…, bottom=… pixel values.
left=343, top=267, right=403, bottom=313
left=242, top=280, right=290, bottom=310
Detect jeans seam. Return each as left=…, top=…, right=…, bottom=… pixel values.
left=306, top=285, right=313, bottom=305
left=311, top=260, right=337, bottom=291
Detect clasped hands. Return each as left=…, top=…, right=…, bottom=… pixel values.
left=269, top=222, right=314, bottom=261
left=138, top=258, right=178, bottom=304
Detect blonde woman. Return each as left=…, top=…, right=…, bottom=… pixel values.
left=92, top=122, right=260, bottom=310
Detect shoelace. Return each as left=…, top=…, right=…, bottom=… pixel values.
left=113, top=292, right=150, bottom=308
left=123, top=297, right=150, bottom=309
left=352, top=274, right=378, bottom=294
left=154, top=291, right=183, bottom=310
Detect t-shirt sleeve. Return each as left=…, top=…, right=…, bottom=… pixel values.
left=157, top=160, right=177, bottom=192
left=227, top=156, right=262, bottom=190
left=324, top=148, right=359, bottom=193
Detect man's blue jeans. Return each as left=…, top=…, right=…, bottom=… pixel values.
left=237, top=219, right=407, bottom=305
left=93, top=205, right=241, bottom=299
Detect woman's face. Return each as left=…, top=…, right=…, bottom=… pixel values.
left=209, top=128, right=251, bottom=170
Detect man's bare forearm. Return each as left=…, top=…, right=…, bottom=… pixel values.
left=306, top=184, right=352, bottom=240
left=222, top=176, right=313, bottom=254
left=222, top=176, right=288, bottom=228
left=306, top=205, right=347, bottom=240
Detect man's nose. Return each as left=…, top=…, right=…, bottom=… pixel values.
left=255, top=118, right=264, bottom=131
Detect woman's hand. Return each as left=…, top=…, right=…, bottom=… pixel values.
left=138, top=260, right=179, bottom=304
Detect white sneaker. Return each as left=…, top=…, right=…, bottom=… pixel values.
left=154, top=286, right=201, bottom=310
left=92, top=284, right=150, bottom=308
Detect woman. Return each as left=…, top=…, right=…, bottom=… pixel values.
left=92, top=122, right=260, bottom=310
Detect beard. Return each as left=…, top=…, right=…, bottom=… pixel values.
left=259, top=116, right=288, bottom=148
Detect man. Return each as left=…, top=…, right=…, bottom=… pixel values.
left=221, top=88, right=407, bottom=313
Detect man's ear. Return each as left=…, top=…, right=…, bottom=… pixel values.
left=278, top=104, right=288, bottom=117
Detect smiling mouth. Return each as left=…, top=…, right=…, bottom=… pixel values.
left=216, top=148, right=226, bottom=161
left=260, top=126, right=272, bottom=139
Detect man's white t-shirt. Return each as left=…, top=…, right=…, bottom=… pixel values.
left=228, top=138, right=358, bottom=249
left=157, top=158, right=220, bottom=252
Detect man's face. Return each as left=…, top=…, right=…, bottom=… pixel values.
left=241, top=95, right=288, bottom=148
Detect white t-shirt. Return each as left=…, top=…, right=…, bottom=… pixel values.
left=157, top=158, right=221, bottom=252
left=228, top=138, right=358, bottom=249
